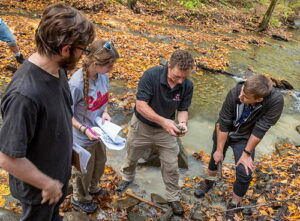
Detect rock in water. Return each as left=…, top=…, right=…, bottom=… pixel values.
left=272, top=34, right=288, bottom=42
left=114, top=196, right=140, bottom=209
left=296, top=125, right=300, bottom=135
left=155, top=207, right=173, bottom=221
left=150, top=193, right=168, bottom=204
left=63, top=211, right=91, bottom=221
left=138, top=138, right=188, bottom=169
left=0, top=208, right=20, bottom=221
left=128, top=212, right=147, bottom=221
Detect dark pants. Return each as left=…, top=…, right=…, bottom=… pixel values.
left=20, top=185, right=67, bottom=221
left=208, top=130, right=255, bottom=197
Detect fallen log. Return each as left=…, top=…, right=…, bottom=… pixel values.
left=272, top=34, right=289, bottom=42
left=196, top=63, right=236, bottom=77
left=196, top=63, right=295, bottom=90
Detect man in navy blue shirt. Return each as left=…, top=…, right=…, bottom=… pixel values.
left=117, top=50, right=194, bottom=216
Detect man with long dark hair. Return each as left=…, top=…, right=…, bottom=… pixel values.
left=0, top=3, right=95, bottom=221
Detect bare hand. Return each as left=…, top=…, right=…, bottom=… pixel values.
left=213, top=150, right=224, bottom=165
left=41, top=179, right=63, bottom=205
left=102, top=112, right=111, bottom=123
left=161, top=119, right=181, bottom=137
left=177, top=122, right=188, bottom=137
left=85, top=128, right=99, bottom=141
left=236, top=153, right=255, bottom=175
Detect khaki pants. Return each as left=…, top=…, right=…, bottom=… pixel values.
left=120, top=114, right=180, bottom=201
left=72, top=141, right=107, bottom=202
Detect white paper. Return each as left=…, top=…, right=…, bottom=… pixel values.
left=92, top=117, right=126, bottom=150
left=72, top=143, right=91, bottom=173
left=95, top=117, right=122, bottom=142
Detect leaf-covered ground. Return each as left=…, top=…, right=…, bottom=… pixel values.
left=0, top=0, right=299, bottom=220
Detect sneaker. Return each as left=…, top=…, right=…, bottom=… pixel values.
left=15, top=54, right=25, bottom=64
left=194, top=179, right=215, bottom=198
left=89, top=188, right=109, bottom=197
left=168, top=201, right=184, bottom=216
left=225, top=200, right=242, bottom=221
left=71, top=198, right=98, bottom=214
left=116, top=180, right=132, bottom=193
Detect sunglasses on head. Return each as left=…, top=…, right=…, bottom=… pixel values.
left=94, top=40, right=114, bottom=54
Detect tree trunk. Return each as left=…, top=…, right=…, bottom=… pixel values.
left=258, top=0, right=279, bottom=31
left=127, top=0, right=137, bottom=10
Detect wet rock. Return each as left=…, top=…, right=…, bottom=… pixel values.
left=128, top=212, right=146, bottom=221
left=138, top=138, right=188, bottom=169
left=155, top=207, right=173, bottom=221
left=97, top=213, right=108, bottom=220
left=151, top=193, right=168, bottom=204
left=67, top=183, right=73, bottom=195
left=114, top=196, right=140, bottom=209
left=271, top=78, right=294, bottom=90
left=0, top=208, right=20, bottom=221
left=288, top=162, right=300, bottom=173
left=63, top=211, right=92, bottom=221
left=181, top=188, right=197, bottom=203
left=248, top=39, right=259, bottom=44
left=280, top=80, right=294, bottom=90
left=177, top=138, right=189, bottom=169
left=170, top=215, right=183, bottom=221
left=156, top=36, right=170, bottom=42
left=296, top=125, right=300, bottom=135
left=257, top=216, right=269, bottom=221
left=255, top=183, right=265, bottom=190
left=243, top=207, right=255, bottom=216
left=272, top=34, right=288, bottom=42
left=192, top=209, right=205, bottom=220
left=287, top=16, right=300, bottom=29
left=222, top=38, right=230, bottom=41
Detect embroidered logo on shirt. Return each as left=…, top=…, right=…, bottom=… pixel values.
left=87, top=91, right=108, bottom=111
left=173, top=93, right=181, bottom=101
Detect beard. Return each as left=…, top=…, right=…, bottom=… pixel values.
left=58, top=49, right=80, bottom=71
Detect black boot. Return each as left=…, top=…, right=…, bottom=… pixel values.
left=194, top=179, right=215, bottom=198
left=89, top=188, right=109, bottom=197
left=225, top=200, right=242, bottom=221
left=116, top=180, right=132, bottom=193
left=71, top=198, right=98, bottom=214
left=169, top=201, right=184, bottom=216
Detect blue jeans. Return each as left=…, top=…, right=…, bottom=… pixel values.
left=208, top=129, right=255, bottom=197
left=0, top=18, right=17, bottom=46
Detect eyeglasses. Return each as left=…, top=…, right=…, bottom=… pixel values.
left=94, top=40, right=114, bottom=54
left=76, top=46, right=91, bottom=55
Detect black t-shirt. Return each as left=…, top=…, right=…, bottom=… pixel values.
left=135, top=65, right=193, bottom=127
left=0, top=61, right=73, bottom=204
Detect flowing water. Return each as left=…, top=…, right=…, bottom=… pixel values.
left=107, top=30, right=300, bottom=198
left=0, top=12, right=299, bottom=200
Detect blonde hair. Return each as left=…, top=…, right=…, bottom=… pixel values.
left=82, top=40, right=119, bottom=109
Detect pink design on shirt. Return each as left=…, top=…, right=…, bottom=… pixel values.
left=87, top=91, right=108, bottom=111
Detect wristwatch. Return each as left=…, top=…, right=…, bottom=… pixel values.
left=243, top=149, right=252, bottom=156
